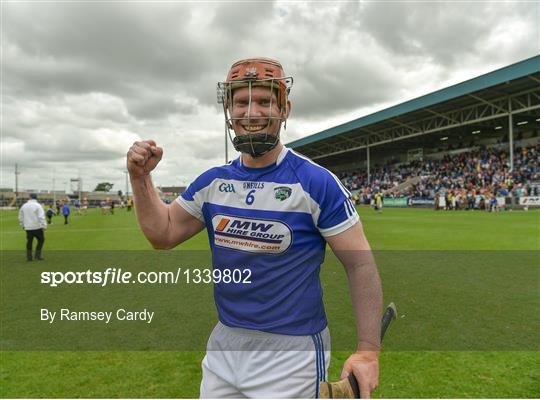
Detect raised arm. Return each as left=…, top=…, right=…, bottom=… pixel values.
left=127, top=140, right=205, bottom=249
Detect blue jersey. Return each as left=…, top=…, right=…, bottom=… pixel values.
left=178, top=147, right=359, bottom=335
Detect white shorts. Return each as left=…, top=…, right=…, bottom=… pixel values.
left=200, top=322, right=331, bottom=398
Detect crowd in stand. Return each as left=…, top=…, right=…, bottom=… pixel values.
left=339, top=144, right=539, bottom=209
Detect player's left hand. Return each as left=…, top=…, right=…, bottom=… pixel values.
left=340, top=351, right=379, bottom=398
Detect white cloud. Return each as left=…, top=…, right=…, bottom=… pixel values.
left=1, top=1, right=538, bottom=191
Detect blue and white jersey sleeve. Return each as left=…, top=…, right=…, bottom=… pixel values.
left=312, top=170, right=359, bottom=237
left=176, top=172, right=215, bottom=223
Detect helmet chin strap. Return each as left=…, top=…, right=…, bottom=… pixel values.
left=232, top=132, right=280, bottom=158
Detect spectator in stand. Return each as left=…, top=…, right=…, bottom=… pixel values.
left=446, top=191, right=452, bottom=210
left=489, top=195, right=499, bottom=212
left=338, top=144, right=539, bottom=210
left=467, top=190, right=475, bottom=210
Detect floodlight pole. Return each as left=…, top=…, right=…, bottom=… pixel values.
left=14, top=163, right=19, bottom=201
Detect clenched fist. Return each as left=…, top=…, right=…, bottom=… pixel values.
left=127, top=140, right=164, bottom=178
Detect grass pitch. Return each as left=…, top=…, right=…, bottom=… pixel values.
left=1, top=206, right=539, bottom=398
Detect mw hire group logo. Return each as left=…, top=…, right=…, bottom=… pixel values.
left=211, top=214, right=292, bottom=254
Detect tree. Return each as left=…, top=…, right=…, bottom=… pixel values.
left=94, top=182, right=114, bottom=192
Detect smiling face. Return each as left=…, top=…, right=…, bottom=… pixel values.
left=217, top=58, right=293, bottom=160
left=229, top=85, right=286, bottom=137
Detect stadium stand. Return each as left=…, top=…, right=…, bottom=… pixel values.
left=288, top=56, right=540, bottom=210
left=339, top=143, right=539, bottom=209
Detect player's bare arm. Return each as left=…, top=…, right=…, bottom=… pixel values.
left=325, top=222, right=383, bottom=398
left=127, top=140, right=205, bottom=249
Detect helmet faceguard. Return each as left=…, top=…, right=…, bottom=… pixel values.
left=217, top=57, right=293, bottom=158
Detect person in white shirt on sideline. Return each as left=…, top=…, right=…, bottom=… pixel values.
left=18, top=193, right=47, bottom=261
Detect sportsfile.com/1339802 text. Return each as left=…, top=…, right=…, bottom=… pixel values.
left=40, top=267, right=253, bottom=287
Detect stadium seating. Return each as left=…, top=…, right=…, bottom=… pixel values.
left=339, top=144, right=539, bottom=205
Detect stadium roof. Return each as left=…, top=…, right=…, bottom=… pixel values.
left=287, top=55, right=540, bottom=160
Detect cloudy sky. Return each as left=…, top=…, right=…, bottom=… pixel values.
left=2, top=1, right=538, bottom=193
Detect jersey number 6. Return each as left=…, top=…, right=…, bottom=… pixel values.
left=245, top=190, right=255, bottom=205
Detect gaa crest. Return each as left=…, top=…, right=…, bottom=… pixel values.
left=274, top=186, right=292, bottom=201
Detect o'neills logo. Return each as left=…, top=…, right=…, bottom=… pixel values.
left=212, top=214, right=292, bottom=254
